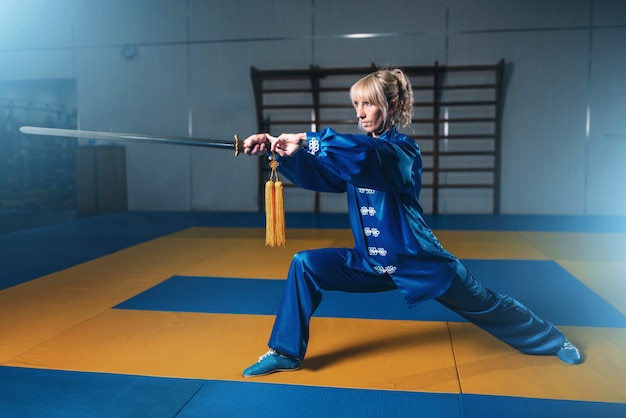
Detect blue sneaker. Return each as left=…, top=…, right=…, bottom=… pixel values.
left=242, top=349, right=301, bottom=377
left=556, top=339, right=582, bottom=364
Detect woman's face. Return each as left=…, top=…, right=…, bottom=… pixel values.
left=353, top=98, right=386, bottom=137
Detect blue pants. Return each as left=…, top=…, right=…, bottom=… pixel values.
left=268, top=248, right=565, bottom=360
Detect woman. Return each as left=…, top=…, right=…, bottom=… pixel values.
left=241, top=68, right=581, bottom=377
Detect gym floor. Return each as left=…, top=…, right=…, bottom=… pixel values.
left=1, top=211, right=625, bottom=417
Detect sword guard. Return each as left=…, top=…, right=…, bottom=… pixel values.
left=234, top=134, right=241, bottom=156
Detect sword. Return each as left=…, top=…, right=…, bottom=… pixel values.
left=19, top=126, right=243, bottom=156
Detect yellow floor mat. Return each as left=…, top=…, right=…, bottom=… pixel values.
left=2, top=226, right=625, bottom=406
left=5, top=308, right=624, bottom=403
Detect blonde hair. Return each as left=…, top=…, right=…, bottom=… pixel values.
left=349, top=68, right=414, bottom=128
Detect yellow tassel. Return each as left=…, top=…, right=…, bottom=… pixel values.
left=265, top=154, right=286, bottom=247
left=274, top=180, right=286, bottom=246
left=265, top=179, right=276, bottom=246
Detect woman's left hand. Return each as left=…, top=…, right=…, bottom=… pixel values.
left=242, top=133, right=271, bottom=156
left=270, top=133, right=306, bottom=157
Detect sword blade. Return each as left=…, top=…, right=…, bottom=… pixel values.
left=19, top=126, right=242, bottom=156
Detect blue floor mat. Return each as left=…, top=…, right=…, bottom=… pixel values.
left=115, top=275, right=451, bottom=321
left=0, top=366, right=204, bottom=418
left=115, top=259, right=626, bottom=328
left=3, top=366, right=624, bottom=418
left=462, top=259, right=626, bottom=327
left=0, top=212, right=196, bottom=290
left=459, top=394, right=626, bottom=418
left=178, top=380, right=463, bottom=418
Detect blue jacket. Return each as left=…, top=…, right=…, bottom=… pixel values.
left=277, top=126, right=465, bottom=307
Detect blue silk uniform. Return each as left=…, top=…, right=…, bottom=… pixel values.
left=268, top=126, right=565, bottom=360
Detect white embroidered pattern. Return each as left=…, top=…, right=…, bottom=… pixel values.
left=368, top=247, right=388, bottom=256
left=363, top=227, right=380, bottom=237
left=360, top=206, right=376, bottom=216
left=307, top=138, right=320, bottom=155
left=357, top=183, right=392, bottom=274
left=373, top=265, right=397, bottom=274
